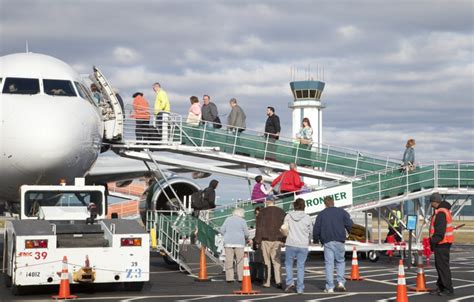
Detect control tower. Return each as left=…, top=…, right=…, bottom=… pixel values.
left=288, top=80, right=325, bottom=147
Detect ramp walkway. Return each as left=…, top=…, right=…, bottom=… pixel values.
left=113, top=110, right=402, bottom=181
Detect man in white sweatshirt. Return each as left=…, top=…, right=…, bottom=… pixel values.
left=283, top=198, right=312, bottom=294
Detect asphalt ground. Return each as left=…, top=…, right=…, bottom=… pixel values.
left=0, top=245, right=473, bottom=302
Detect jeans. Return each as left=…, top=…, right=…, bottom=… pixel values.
left=285, top=246, right=309, bottom=293
left=323, top=241, right=346, bottom=290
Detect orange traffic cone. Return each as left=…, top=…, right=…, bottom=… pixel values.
left=234, top=253, right=260, bottom=295
left=52, top=256, right=77, bottom=300
left=396, top=259, right=408, bottom=302
left=409, top=252, right=432, bottom=292
left=195, top=246, right=210, bottom=282
left=346, top=247, right=363, bottom=280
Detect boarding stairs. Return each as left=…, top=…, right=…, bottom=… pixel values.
left=112, top=109, right=402, bottom=182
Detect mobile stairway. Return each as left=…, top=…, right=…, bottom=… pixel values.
left=112, top=110, right=403, bottom=182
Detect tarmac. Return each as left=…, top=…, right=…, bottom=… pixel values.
left=0, top=244, right=473, bottom=302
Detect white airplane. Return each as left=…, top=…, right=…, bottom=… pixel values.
left=0, top=52, right=200, bottom=214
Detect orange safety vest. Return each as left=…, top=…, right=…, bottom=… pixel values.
left=430, top=208, right=454, bottom=244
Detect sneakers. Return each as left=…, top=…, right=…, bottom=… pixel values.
left=335, top=283, right=347, bottom=292
left=284, top=284, right=295, bottom=293
left=324, top=288, right=334, bottom=293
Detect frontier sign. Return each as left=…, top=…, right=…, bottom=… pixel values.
left=300, top=184, right=353, bottom=215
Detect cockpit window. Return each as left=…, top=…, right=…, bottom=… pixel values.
left=74, top=81, right=96, bottom=105
left=43, top=79, right=77, bottom=96
left=2, top=77, right=40, bottom=95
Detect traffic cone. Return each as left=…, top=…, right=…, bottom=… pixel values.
left=234, top=253, right=260, bottom=295
left=52, top=256, right=77, bottom=300
left=396, top=259, right=408, bottom=302
left=195, top=246, right=210, bottom=282
left=409, top=252, right=432, bottom=292
left=346, top=247, right=363, bottom=280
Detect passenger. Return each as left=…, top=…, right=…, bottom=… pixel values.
left=250, top=206, right=265, bottom=284
left=313, top=196, right=353, bottom=293
left=254, top=199, right=286, bottom=289
left=201, top=94, right=221, bottom=128
left=227, top=98, right=246, bottom=134
left=386, top=206, right=402, bottom=243
left=152, top=82, right=171, bottom=141
left=271, top=163, right=304, bottom=198
left=90, top=83, right=102, bottom=104
left=429, top=193, right=454, bottom=296
left=401, top=138, right=416, bottom=172
left=251, top=175, right=273, bottom=204
left=284, top=198, right=312, bottom=294
left=193, top=179, right=219, bottom=220
left=296, top=117, right=313, bottom=167
left=186, top=96, right=201, bottom=126
left=296, top=117, right=313, bottom=147
left=131, top=92, right=151, bottom=141
left=220, top=207, right=250, bottom=283
left=264, top=106, right=281, bottom=161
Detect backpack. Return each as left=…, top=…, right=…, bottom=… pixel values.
left=191, top=190, right=207, bottom=210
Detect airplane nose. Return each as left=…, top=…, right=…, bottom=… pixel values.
left=1, top=98, right=102, bottom=191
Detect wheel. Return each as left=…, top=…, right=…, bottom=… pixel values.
left=368, top=250, right=379, bottom=262
left=123, top=281, right=144, bottom=291
left=5, top=274, right=12, bottom=288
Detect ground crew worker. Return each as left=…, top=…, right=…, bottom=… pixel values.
left=152, top=82, right=170, bottom=141
left=386, top=206, right=402, bottom=242
left=429, top=192, right=454, bottom=296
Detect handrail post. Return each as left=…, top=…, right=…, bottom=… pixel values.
left=434, top=160, right=438, bottom=189
left=354, top=152, right=360, bottom=176
left=378, top=173, right=382, bottom=201
left=406, top=166, right=409, bottom=193
left=201, top=122, right=207, bottom=147
left=295, top=140, right=299, bottom=163
left=232, top=129, right=239, bottom=155
left=458, top=160, right=461, bottom=189
left=264, top=134, right=269, bottom=161
left=324, top=146, right=330, bottom=173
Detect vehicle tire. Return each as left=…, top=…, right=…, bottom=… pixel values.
left=5, top=274, right=12, bottom=288
left=163, top=255, right=177, bottom=266
left=368, top=250, right=379, bottom=262
left=123, top=281, right=144, bottom=291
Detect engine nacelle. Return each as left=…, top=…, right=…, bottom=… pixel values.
left=139, top=177, right=200, bottom=220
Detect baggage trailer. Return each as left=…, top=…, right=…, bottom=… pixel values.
left=2, top=179, right=149, bottom=294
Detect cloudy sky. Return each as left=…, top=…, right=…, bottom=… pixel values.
left=1, top=0, right=472, bottom=199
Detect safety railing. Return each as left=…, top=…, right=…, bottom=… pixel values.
left=120, top=108, right=401, bottom=177
left=177, top=120, right=401, bottom=177
left=352, top=160, right=474, bottom=206
left=122, top=105, right=183, bottom=145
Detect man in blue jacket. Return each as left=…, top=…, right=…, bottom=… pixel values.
left=313, top=196, right=353, bottom=293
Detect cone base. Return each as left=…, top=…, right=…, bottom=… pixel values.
left=345, top=277, right=364, bottom=281
left=233, top=290, right=260, bottom=295
left=52, top=295, right=78, bottom=300
left=408, top=287, right=432, bottom=292
left=194, top=278, right=211, bottom=282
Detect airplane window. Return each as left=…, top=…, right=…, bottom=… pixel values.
left=2, top=77, right=40, bottom=95
left=74, top=81, right=96, bottom=105
left=43, top=79, right=77, bottom=96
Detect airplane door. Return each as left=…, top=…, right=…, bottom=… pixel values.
left=92, top=66, right=124, bottom=142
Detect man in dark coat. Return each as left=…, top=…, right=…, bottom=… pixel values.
left=264, top=107, right=281, bottom=161
left=254, top=200, right=285, bottom=289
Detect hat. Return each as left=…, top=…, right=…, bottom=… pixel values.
left=430, top=193, right=442, bottom=203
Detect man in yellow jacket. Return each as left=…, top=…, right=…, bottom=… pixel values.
left=152, top=82, right=170, bottom=141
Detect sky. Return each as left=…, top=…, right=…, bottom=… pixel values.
left=1, top=0, right=473, bottom=200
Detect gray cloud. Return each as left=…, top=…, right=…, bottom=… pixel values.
left=1, top=0, right=472, bottom=202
